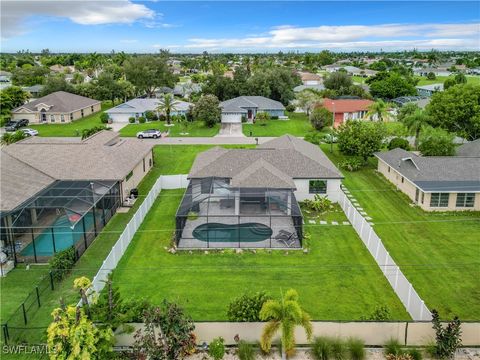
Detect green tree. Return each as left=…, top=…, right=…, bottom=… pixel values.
left=156, top=93, right=178, bottom=125
left=40, top=76, right=74, bottom=96
left=11, top=65, right=49, bottom=86
left=368, top=72, right=417, bottom=99
left=443, top=78, right=457, bottom=90
left=403, top=109, right=430, bottom=149
left=454, top=73, right=467, bottom=85
left=0, top=86, right=30, bottom=115
left=260, top=289, right=312, bottom=359
left=426, top=84, right=480, bottom=140
left=193, top=94, right=221, bottom=127
left=337, top=121, right=386, bottom=162
left=397, top=102, right=420, bottom=122
left=366, top=99, right=390, bottom=122
left=426, top=72, right=436, bottom=80
left=418, top=126, right=455, bottom=156
left=309, top=106, right=332, bottom=131
left=296, top=89, right=323, bottom=116
left=324, top=72, right=352, bottom=91
left=255, top=111, right=270, bottom=126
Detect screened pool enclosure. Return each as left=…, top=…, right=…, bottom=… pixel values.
left=0, top=180, right=121, bottom=263
left=175, top=177, right=303, bottom=249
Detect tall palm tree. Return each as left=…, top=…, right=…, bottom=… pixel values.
left=366, top=99, right=390, bottom=122
left=260, top=289, right=312, bottom=359
left=156, top=94, right=178, bottom=125
left=403, top=109, right=430, bottom=149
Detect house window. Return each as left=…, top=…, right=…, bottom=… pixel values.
left=50, top=115, right=55, bottom=122
left=70, top=113, right=73, bottom=121
left=388, top=166, right=390, bottom=173
left=456, top=193, right=475, bottom=208
left=401, top=177, right=404, bottom=183
left=126, top=170, right=133, bottom=182
left=430, top=193, right=449, bottom=207
left=421, top=192, right=424, bottom=204
left=61, top=114, right=65, bottom=122
left=149, top=158, right=152, bottom=167
left=309, top=180, right=327, bottom=194
left=81, top=109, right=84, bottom=117
left=91, top=106, right=94, bottom=112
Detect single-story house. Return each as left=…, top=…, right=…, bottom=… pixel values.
left=11, top=91, right=101, bottom=123
left=106, top=98, right=193, bottom=123
left=22, top=85, right=44, bottom=98
left=321, top=98, right=374, bottom=128
left=298, top=72, right=323, bottom=85
left=294, top=84, right=326, bottom=93
left=456, top=139, right=480, bottom=157
left=413, top=68, right=452, bottom=77
left=173, top=83, right=202, bottom=98
left=0, top=71, right=12, bottom=83
left=220, top=96, right=285, bottom=123
left=416, top=84, right=444, bottom=97
left=391, top=96, right=430, bottom=109
left=175, top=135, right=343, bottom=248
left=375, top=148, right=480, bottom=211
left=0, top=131, right=154, bottom=264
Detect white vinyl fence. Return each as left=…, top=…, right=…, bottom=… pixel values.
left=81, top=175, right=188, bottom=303
left=338, top=189, right=432, bottom=321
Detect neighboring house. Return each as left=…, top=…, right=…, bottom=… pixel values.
left=173, top=82, right=202, bottom=98
left=49, top=64, right=75, bottom=73
left=11, top=91, right=101, bottom=123
left=22, top=85, right=45, bottom=99
left=220, top=96, right=285, bottom=123
left=321, top=98, right=374, bottom=128
left=0, top=131, right=154, bottom=264
left=416, top=84, right=444, bottom=97
left=0, top=70, right=12, bottom=83
left=375, top=148, right=480, bottom=211
left=413, top=68, right=452, bottom=77
left=456, top=139, right=480, bottom=157
left=298, top=71, right=323, bottom=85
left=323, top=65, right=377, bottom=77
left=175, top=135, right=343, bottom=248
left=293, top=84, right=326, bottom=93
left=106, top=98, right=192, bottom=123
left=391, top=96, right=430, bottom=109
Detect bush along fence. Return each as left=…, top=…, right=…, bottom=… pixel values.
left=339, top=186, right=432, bottom=321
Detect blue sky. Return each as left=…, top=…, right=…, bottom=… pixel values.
left=1, top=1, right=479, bottom=53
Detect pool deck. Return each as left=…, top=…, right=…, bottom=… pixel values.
left=178, top=215, right=301, bottom=249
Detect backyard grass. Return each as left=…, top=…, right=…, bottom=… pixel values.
left=415, top=75, right=480, bottom=86
left=242, top=112, right=314, bottom=137
left=28, top=102, right=112, bottom=137
left=321, top=144, right=480, bottom=320
left=112, top=189, right=410, bottom=321
left=119, top=121, right=219, bottom=137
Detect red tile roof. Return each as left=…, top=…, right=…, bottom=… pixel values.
left=322, top=98, right=373, bottom=113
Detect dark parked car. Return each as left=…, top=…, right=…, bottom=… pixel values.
left=5, top=119, right=29, bottom=132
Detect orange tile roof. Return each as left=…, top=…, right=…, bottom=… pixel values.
left=322, top=98, right=373, bottom=113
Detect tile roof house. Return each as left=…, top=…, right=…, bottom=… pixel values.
left=375, top=148, right=480, bottom=211
left=175, top=135, right=344, bottom=249
left=298, top=71, right=323, bottom=85
left=220, top=96, right=285, bottom=123
left=321, top=98, right=374, bottom=128
left=11, top=91, right=101, bottom=124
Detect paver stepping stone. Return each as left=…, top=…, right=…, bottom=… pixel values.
left=331, top=221, right=339, bottom=225
left=365, top=216, right=372, bottom=221
left=369, top=222, right=374, bottom=226
left=308, top=220, right=316, bottom=224
left=320, top=221, right=327, bottom=225
left=342, top=221, right=350, bottom=225
left=360, top=211, right=368, bottom=216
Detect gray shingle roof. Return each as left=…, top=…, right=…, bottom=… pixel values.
left=1, top=131, right=153, bottom=211
left=13, top=91, right=100, bottom=113
left=189, top=135, right=343, bottom=189
left=220, top=96, right=285, bottom=113
left=456, top=139, right=480, bottom=157
left=375, top=148, right=480, bottom=192
left=106, top=98, right=192, bottom=114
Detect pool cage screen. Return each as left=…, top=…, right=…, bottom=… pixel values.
left=175, top=177, right=303, bottom=249
left=0, top=180, right=121, bottom=263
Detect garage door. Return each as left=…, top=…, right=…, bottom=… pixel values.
left=221, top=113, right=242, bottom=123
left=110, top=113, right=132, bottom=123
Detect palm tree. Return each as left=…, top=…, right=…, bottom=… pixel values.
left=260, top=289, right=312, bottom=359
left=156, top=94, right=178, bottom=125
left=366, top=99, right=390, bottom=122
left=403, top=109, right=430, bottom=149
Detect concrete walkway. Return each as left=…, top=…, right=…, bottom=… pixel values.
left=129, top=136, right=276, bottom=145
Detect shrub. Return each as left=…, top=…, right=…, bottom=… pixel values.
left=339, top=158, right=363, bottom=172
left=302, top=194, right=333, bottom=213
left=209, top=337, right=225, bottom=360
left=323, top=133, right=338, bottom=144
left=286, top=104, right=296, bottom=112
left=187, top=211, right=199, bottom=220
left=81, top=125, right=111, bottom=140
left=386, top=355, right=413, bottom=360
left=330, top=338, right=347, bottom=360
left=128, top=117, right=135, bottom=124
left=237, top=340, right=255, bottom=360
left=227, top=291, right=271, bottom=322
left=159, top=114, right=166, bottom=122
left=255, top=111, right=270, bottom=126
left=361, top=304, right=391, bottom=320
left=426, top=72, right=436, bottom=80
left=418, top=127, right=455, bottom=156
left=430, top=309, right=462, bottom=359
left=151, top=113, right=159, bottom=121
left=271, top=115, right=279, bottom=120
left=138, top=116, right=146, bottom=124
left=337, top=121, right=386, bottom=162
left=310, top=106, right=332, bottom=131
left=144, top=110, right=155, bottom=121
left=49, top=246, right=76, bottom=281
left=304, top=131, right=322, bottom=145
left=100, top=112, right=110, bottom=123
left=407, top=348, right=423, bottom=360
left=347, top=338, right=365, bottom=360
left=311, top=337, right=332, bottom=360
left=384, top=338, right=403, bottom=357
left=388, top=137, right=410, bottom=150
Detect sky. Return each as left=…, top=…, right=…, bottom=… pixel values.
left=1, top=1, right=479, bottom=53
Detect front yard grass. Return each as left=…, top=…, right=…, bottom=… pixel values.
left=242, top=112, right=314, bottom=137
left=28, top=102, right=112, bottom=137
left=119, top=121, right=219, bottom=137
left=113, top=189, right=410, bottom=321
left=321, top=144, right=480, bottom=320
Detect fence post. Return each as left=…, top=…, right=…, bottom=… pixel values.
left=407, top=283, right=413, bottom=310
left=2, top=323, right=8, bottom=345
left=384, top=252, right=389, bottom=273
left=394, top=266, right=399, bottom=290
left=420, top=301, right=425, bottom=320
left=35, top=286, right=41, bottom=307
left=375, top=240, right=380, bottom=260
left=359, top=219, right=364, bottom=238
left=49, top=271, right=55, bottom=290
left=22, top=303, right=27, bottom=325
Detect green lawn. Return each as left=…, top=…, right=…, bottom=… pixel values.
left=242, top=112, right=314, bottom=137
left=351, top=75, right=367, bottom=84
left=112, top=189, right=410, bottom=321
left=321, top=144, right=480, bottom=320
left=28, top=102, right=112, bottom=137
left=119, top=121, right=219, bottom=137
left=415, top=75, right=480, bottom=86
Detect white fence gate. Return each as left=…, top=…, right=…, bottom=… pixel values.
left=339, top=190, right=432, bottom=321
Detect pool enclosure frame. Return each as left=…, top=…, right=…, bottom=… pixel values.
left=175, top=177, right=303, bottom=249
left=0, top=180, right=121, bottom=264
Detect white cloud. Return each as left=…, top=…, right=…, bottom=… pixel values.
left=184, top=22, right=480, bottom=51
left=1, top=0, right=155, bottom=38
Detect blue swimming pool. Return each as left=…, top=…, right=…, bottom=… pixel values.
left=192, top=222, right=273, bottom=243
left=20, top=214, right=95, bottom=257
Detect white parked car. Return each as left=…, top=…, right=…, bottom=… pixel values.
left=21, top=128, right=39, bottom=137
left=136, top=129, right=161, bottom=139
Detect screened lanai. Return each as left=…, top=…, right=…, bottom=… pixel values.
left=175, top=177, right=303, bottom=249
left=0, top=180, right=121, bottom=263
